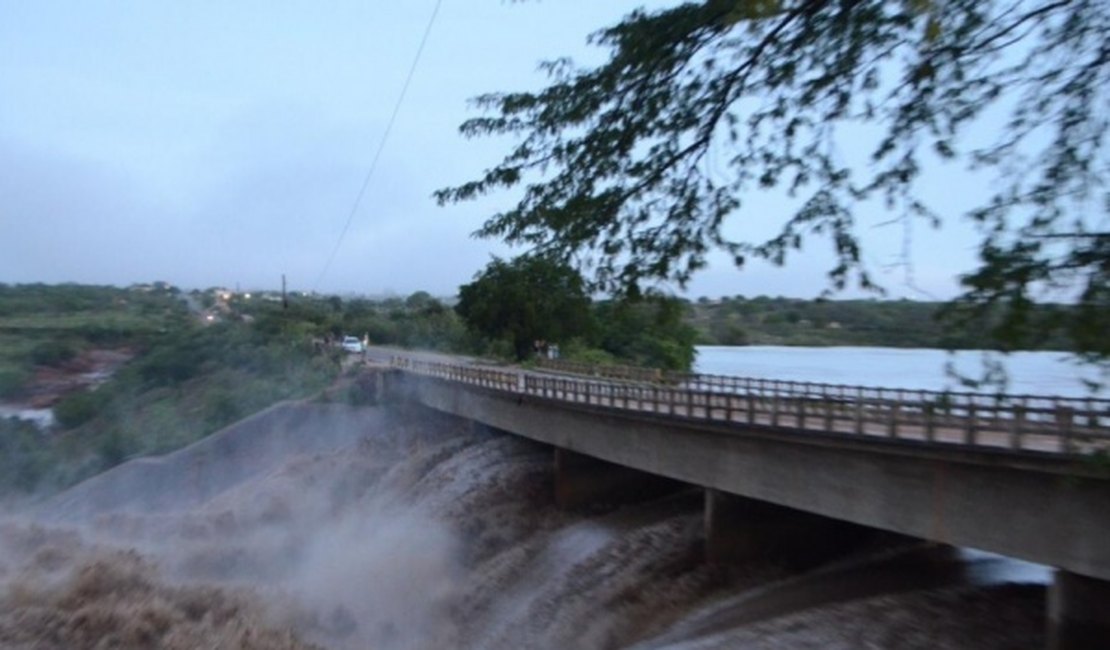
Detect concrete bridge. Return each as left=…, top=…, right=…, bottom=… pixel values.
left=370, top=352, right=1110, bottom=649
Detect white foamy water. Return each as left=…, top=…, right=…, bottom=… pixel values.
left=0, top=404, right=55, bottom=428
left=695, top=345, right=1103, bottom=397
left=0, top=402, right=1047, bottom=649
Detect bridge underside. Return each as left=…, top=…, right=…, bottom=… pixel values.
left=387, top=372, right=1110, bottom=649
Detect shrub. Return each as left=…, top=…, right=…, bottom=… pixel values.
left=30, top=340, right=78, bottom=366
left=0, top=367, right=30, bottom=398
left=138, top=345, right=203, bottom=384
left=0, top=418, right=50, bottom=492
left=54, top=389, right=107, bottom=428
left=96, top=429, right=129, bottom=467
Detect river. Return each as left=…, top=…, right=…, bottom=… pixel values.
left=694, top=345, right=1103, bottom=397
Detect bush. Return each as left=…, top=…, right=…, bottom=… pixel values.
left=96, top=429, right=129, bottom=467
left=0, top=418, right=50, bottom=492
left=0, top=367, right=30, bottom=398
left=54, top=389, right=107, bottom=428
left=30, top=340, right=78, bottom=366
left=204, top=391, right=241, bottom=428
left=561, top=340, right=617, bottom=366
left=138, top=344, right=203, bottom=384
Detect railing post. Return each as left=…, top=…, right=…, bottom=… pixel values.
left=1010, top=402, right=1025, bottom=450
left=924, top=402, right=936, bottom=442
left=888, top=401, right=899, bottom=437
left=965, top=402, right=977, bottom=445
left=1058, top=406, right=1075, bottom=454
left=798, top=395, right=806, bottom=429
left=855, top=388, right=865, bottom=435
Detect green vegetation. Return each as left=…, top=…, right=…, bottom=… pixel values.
left=0, top=284, right=340, bottom=497
left=0, top=418, right=53, bottom=494
left=10, top=280, right=1074, bottom=499
left=4, top=281, right=619, bottom=497
left=0, top=283, right=187, bottom=398
left=454, top=256, right=698, bottom=370
left=438, top=0, right=1109, bottom=366
left=49, top=321, right=339, bottom=481
left=456, top=256, right=594, bottom=360
left=686, top=296, right=1075, bottom=350
left=595, top=295, right=698, bottom=370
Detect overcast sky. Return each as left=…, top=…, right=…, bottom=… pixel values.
left=1, top=0, right=991, bottom=300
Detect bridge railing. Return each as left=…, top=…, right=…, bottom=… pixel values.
left=537, top=358, right=1108, bottom=428
left=392, top=357, right=1109, bottom=456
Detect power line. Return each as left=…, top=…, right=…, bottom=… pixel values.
left=313, top=0, right=445, bottom=291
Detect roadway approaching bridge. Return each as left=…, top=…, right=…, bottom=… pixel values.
left=368, top=351, right=1110, bottom=650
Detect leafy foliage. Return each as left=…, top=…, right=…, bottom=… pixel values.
left=30, top=341, right=79, bottom=367
left=0, top=283, right=190, bottom=400
left=686, top=294, right=1075, bottom=349
left=0, top=417, right=52, bottom=493
left=456, top=255, right=595, bottom=359
left=595, top=295, right=699, bottom=370
left=438, top=0, right=1109, bottom=360
left=0, top=285, right=341, bottom=497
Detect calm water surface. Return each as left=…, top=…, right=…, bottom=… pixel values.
left=694, top=345, right=1101, bottom=398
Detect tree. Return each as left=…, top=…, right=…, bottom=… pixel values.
left=438, top=0, right=1108, bottom=363
left=456, top=255, right=594, bottom=359
left=595, top=294, right=699, bottom=370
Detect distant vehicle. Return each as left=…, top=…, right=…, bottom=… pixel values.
left=341, top=336, right=364, bottom=353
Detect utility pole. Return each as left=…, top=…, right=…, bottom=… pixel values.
left=282, top=274, right=288, bottom=310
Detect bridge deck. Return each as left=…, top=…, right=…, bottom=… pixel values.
left=388, top=355, right=1110, bottom=457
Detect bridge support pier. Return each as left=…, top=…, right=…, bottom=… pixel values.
left=1048, top=570, right=1110, bottom=650
left=553, top=448, right=683, bottom=509
left=704, top=489, right=871, bottom=568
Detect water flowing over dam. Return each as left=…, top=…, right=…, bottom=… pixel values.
left=0, top=402, right=1045, bottom=649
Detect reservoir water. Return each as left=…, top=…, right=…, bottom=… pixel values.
left=695, top=345, right=1102, bottom=397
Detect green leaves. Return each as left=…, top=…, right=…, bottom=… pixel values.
left=456, top=256, right=594, bottom=360
left=441, top=0, right=1109, bottom=362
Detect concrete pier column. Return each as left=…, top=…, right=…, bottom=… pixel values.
left=1048, top=570, right=1110, bottom=650
left=553, top=448, right=682, bottom=509
left=704, top=489, right=871, bottom=568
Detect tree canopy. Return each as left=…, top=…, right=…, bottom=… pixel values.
left=596, top=294, right=699, bottom=370
left=456, top=255, right=594, bottom=359
left=438, top=0, right=1108, bottom=362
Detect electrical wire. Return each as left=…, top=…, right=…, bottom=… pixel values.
left=313, top=0, right=445, bottom=291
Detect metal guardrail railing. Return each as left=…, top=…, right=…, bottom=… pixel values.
left=391, top=357, right=1110, bottom=457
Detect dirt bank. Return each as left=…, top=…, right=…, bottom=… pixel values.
left=10, top=348, right=133, bottom=410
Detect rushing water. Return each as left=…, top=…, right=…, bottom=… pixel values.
left=0, top=403, right=1047, bottom=649
left=695, top=345, right=1102, bottom=397
left=0, top=404, right=55, bottom=428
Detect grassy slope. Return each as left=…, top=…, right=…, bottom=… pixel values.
left=0, top=285, right=340, bottom=497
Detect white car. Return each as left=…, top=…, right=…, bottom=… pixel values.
left=341, top=336, right=364, bottom=353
